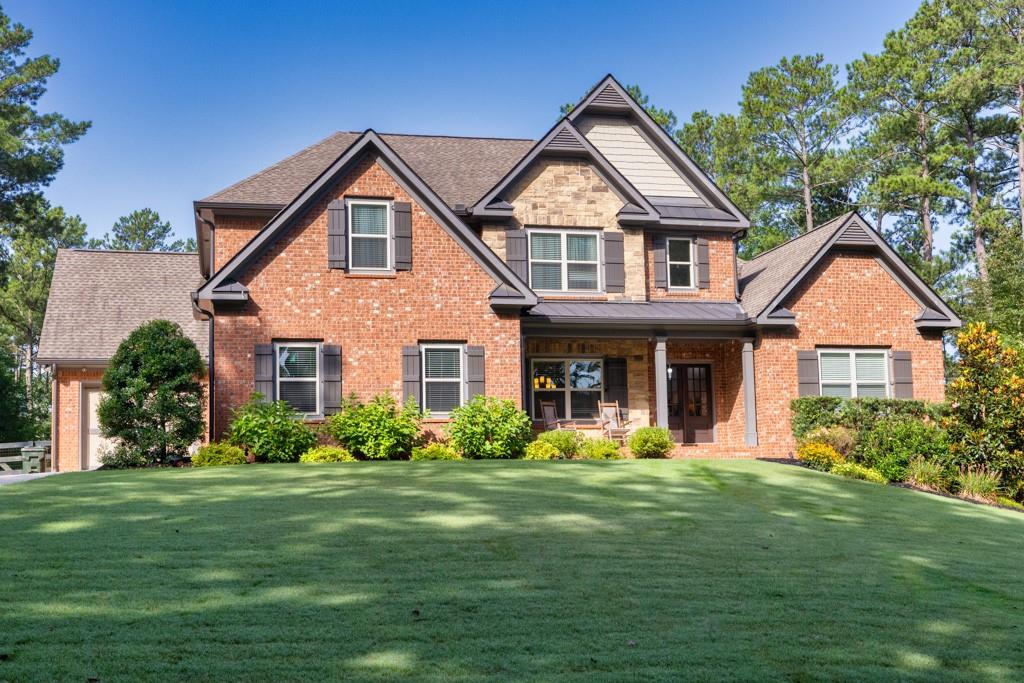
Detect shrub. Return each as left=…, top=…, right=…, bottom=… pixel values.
left=858, top=417, right=948, bottom=482
left=97, top=319, right=205, bottom=464
left=628, top=427, right=674, bottom=459
left=299, top=445, right=355, bottom=463
left=954, top=467, right=1001, bottom=502
left=790, top=396, right=943, bottom=441
left=830, top=461, right=888, bottom=484
left=327, top=394, right=422, bottom=460
left=796, top=442, right=844, bottom=472
left=802, top=425, right=857, bottom=457
left=536, top=430, right=586, bottom=458
left=98, top=444, right=149, bottom=469
left=226, top=394, right=318, bottom=463
left=411, top=443, right=462, bottom=461
left=905, top=457, right=947, bottom=491
left=524, top=441, right=562, bottom=460
left=192, top=442, right=247, bottom=467
left=446, top=396, right=532, bottom=459
left=579, top=438, right=622, bottom=460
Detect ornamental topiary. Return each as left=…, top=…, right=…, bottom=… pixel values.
left=796, top=442, right=843, bottom=472
left=579, top=438, right=622, bottom=460
left=192, top=442, right=247, bottom=467
left=536, top=430, right=586, bottom=458
left=299, top=445, right=356, bottom=463
left=446, top=395, right=532, bottom=459
left=628, top=427, right=674, bottom=459
left=97, top=319, right=205, bottom=465
left=327, top=393, right=422, bottom=460
left=524, top=440, right=561, bottom=460
left=411, top=443, right=462, bottom=461
left=226, top=394, right=318, bottom=463
left=830, top=461, right=888, bottom=484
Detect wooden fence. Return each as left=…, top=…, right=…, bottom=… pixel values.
left=0, top=440, right=51, bottom=474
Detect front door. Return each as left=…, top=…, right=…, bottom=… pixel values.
left=667, top=364, right=713, bottom=444
left=82, top=386, right=110, bottom=470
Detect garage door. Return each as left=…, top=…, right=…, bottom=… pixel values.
left=82, top=387, right=110, bottom=470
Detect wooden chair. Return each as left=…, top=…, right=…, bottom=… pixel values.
left=598, top=401, right=632, bottom=444
left=540, top=400, right=576, bottom=431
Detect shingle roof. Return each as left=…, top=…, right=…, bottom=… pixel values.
left=736, top=213, right=852, bottom=318
left=38, top=250, right=209, bottom=363
left=201, top=132, right=536, bottom=209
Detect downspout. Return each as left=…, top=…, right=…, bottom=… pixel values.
left=193, top=293, right=216, bottom=440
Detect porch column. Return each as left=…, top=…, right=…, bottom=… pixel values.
left=742, top=340, right=758, bottom=446
left=654, top=336, right=668, bottom=429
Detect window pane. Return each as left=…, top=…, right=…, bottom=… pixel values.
left=821, top=384, right=852, bottom=398
left=857, top=384, right=887, bottom=398
left=425, top=382, right=461, bottom=413
left=567, top=263, right=598, bottom=290
left=570, top=360, right=602, bottom=390
left=530, top=233, right=562, bottom=261
left=855, top=353, right=887, bottom=383
left=531, top=263, right=562, bottom=290
left=534, top=391, right=565, bottom=419
left=351, top=204, right=388, bottom=235
left=532, top=362, right=565, bottom=389
left=351, top=236, right=388, bottom=268
left=279, top=346, right=317, bottom=378
left=279, top=381, right=317, bottom=413
left=424, top=348, right=460, bottom=379
left=668, top=239, right=691, bottom=263
left=570, top=391, right=600, bottom=419
left=669, top=263, right=692, bottom=288
left=566, top=234, right=597, bottom=262
left=819, top=353, right=851, bottom=383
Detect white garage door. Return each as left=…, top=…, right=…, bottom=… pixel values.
left=82, top=387, right=110, bottom=470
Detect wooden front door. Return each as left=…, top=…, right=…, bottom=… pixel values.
left=667, top=363, right=714, bottom=444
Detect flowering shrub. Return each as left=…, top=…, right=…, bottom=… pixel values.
left=796, top=442, right=843, bottom=472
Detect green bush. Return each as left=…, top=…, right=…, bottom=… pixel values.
left=802, top=425, right=857, bottom=457
left=830, top=461, right=888, bottom=484
left=796, top=442, right=844, bottom=472
left=327, top=394, right=422, bottom=460
left=858, top=417, right=949, bottom=482
left=98, top=444, right=149, bottom=469
left=524, top=441, right=562, bottom=460
left=579, top=438, right=622, bottom=460
left=905, top=457, right=947, bottom=491
left=299, top=445, right=355, bottom=463
left=790, top=396, right=943, bottom=441
left=628, top=427, right=674, bottom=459
left=955, top=467, right=1001, bottom=502
left=226, top=394, right=318, bottom=463
left=446, top=395, right=532, bottom=459
left=411, top=443, right=462, bottom=461
left=536, top=430, right=586, bottom=458
left=192, top=442, right=247, bottom=467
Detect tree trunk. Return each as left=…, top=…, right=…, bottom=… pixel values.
left=967, top=122, right=988, bottom=282
left=874, top=208, right=885, bottom=233
left=918, top=111, right=933, bottom=262
left=801, top=163, right=814, bottom=232
left=1018, top=82, right=1024, bottom=239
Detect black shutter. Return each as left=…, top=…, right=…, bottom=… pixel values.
left=466, top=346, right=485, bottom=400
left=402, top=346, right=421, bottom=407
left=797, top=350, right=820, bottom=397
left=604, top=357, right=628, bottom=410
left=255, top=344, right=275, bottom=402
left=653, top=235, right=667, bottom=289
left=321, top=345, right=342, bottom=415
left=892, top=350, right=914, bottom=399
left=697, top=237, right=710, bottom=289
left=393, top=202, right=412, bottom=271
left=603, top=231, right=625, bottom=293
left=328, top=200, right=346, bottom=269
left=505, top=229, right=528, bottom=282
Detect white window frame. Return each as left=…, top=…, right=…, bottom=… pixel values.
left=275, top=342, right=321, bottom=415
left=527, top=229, right=602, bottom=293
left=420, top=343, right=465, bottom=416
left=347, top=198, right=392, bottom=272
left=817, top=348, right=890, bottom=398
left=667, top=237, right=695, bottom=289
left=529, top=357, right=604, bottom=420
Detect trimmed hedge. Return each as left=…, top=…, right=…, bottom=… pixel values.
left=790, top=396, right=945, bottom=441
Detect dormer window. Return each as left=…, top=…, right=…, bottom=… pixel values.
left=528, top=229, right=601, bottom=293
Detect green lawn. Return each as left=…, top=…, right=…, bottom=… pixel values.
left=1, top=461, right=1022, bottom=682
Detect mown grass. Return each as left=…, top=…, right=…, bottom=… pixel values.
left=1, top=460, right=1022, bottom=682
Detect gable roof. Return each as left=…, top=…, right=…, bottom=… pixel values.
left=738, top=212, right=961, bottom=330
left=38, top=250, right=209, bottom=364
left=195, top=131, right=537, bottom=309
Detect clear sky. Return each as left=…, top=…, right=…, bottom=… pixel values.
left=12, top=0, right=922, bottom=246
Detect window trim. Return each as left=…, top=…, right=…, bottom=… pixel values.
left=666, top=237, right=695, bottom=290
left=346, top=198, right=392, bottom=272
left=817, top=348, right=890, bottom=398
left=527, top=228, right=602, bottom=293
left=420, top=343, right=465, bottom=417
left=529, top=357, right=605, bottom=420
left=275, top=341, right=321, bottom=416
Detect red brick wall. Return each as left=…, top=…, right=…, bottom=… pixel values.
left=211, top=154, right=522, bottom=436
left=645, top=232, right=737, bottom=300
left=214, top=215, right=265, bottom=272
left=753, top=251, right=947, bottom=455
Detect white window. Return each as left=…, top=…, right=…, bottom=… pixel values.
left=528, top=230, right=600, bottom=292
left=667, top=238, right=694, bottom=288
left=421, top=344, right=464, bottom=415
left=348, top=200, right=391, bottom=270
left=531, top=358, right=603, bottom=420
left=276, top=343, right=320, bottom=414
left=819, top=349, right=889, bottom=398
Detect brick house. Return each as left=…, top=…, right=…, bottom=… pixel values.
left=39, top=75, right=960, bottom=469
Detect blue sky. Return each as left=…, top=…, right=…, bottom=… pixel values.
left=13, top=0, right=922, bottom=245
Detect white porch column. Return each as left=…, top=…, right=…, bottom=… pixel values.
left=654, top=336, right=668, bottom=429
left=742, top=340, right=758, bottom=446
